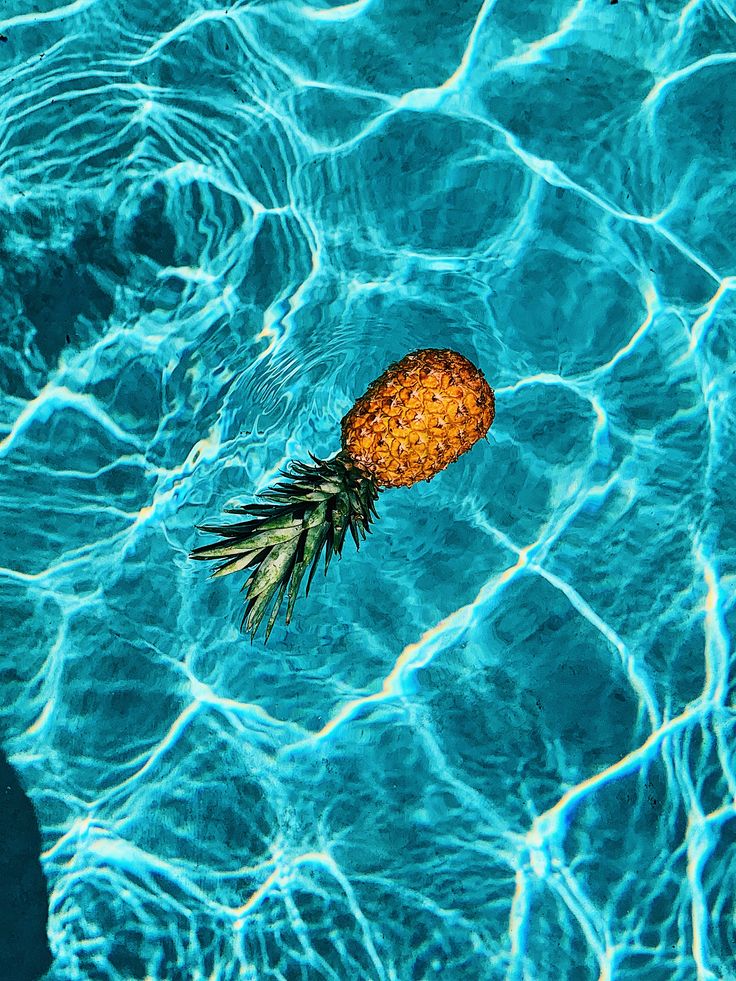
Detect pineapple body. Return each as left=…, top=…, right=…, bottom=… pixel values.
left=341, top=348, right=494, bottom=488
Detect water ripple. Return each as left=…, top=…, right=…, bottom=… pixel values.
left=1, top=0, right=734, bottom=978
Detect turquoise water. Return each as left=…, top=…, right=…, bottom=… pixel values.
left=1, top=0, right=736, bottom=977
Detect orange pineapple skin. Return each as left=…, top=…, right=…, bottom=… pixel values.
left=340, top=348, right=495, bottom=488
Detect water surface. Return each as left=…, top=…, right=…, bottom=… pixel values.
left=1, top=1, right=735, bottom=978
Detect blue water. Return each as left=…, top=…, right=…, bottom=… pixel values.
left=2, top=0, right=735, bottom=978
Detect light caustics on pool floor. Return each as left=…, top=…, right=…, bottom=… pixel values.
left=1, top=0, right=735, bottom=978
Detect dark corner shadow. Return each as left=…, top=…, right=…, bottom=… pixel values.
left=0, top=745, right=53, bottom=980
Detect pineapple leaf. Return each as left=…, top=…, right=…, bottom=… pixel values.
left=244, top=540, right=296, bottom=603
left=285, top=525, right=319, bottom=624
left=211, top=550, right=263, bottom=578
left=191, top=453, right=381, bottom=640
left=304, top=528, right=329, bottom=597
left=265, top=576, right=291, bottom=642
left=348, top=515, right=362, bottom=550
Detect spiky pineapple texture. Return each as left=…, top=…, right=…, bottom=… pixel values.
left=341, top=348, right=494, bottom=488
left=191, top=454, right=379, bottom=640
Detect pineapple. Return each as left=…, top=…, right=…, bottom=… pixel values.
left=191, top=348, right=494, bottom=640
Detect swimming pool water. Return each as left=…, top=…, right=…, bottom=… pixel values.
left=1, top=0, right=735, bottom=978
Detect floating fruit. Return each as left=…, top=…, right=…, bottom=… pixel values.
left=191, top=348, right=494, bottom=639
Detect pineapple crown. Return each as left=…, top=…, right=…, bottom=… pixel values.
left=190, top=453, right=379, bottom=641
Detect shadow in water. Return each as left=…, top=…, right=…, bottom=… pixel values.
left=0, top=747, right=53, bottom=980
